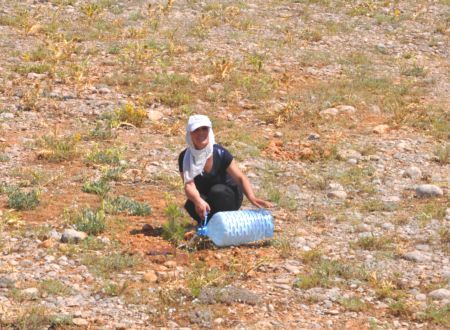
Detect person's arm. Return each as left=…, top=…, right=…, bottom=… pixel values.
left=180, top=172, right=210, bottom=219
left=226, top=160, right=272, bottom=208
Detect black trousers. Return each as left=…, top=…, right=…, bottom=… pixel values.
left=185, top=184, right=243, bottom=225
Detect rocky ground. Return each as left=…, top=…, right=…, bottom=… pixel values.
left=0, top=0, right=449, bottom=329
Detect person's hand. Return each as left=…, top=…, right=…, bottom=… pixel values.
left=195, top=199, right=211, bottom=220
left=249, top=197, right=272, bottom=209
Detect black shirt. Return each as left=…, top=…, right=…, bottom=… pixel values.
left=178, top=144, right=241, bottom=196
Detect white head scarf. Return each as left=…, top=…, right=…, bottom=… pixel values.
left=183, top=115, right=216, bottom=183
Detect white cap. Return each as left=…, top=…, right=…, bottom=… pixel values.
left=187, top=115, right=212, bottom=132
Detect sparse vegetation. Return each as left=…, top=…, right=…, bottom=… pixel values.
left=73, top=208, right=106, bottom=236
left=7, top=188, right=40, bottom=210
left=104, top=196, right=151, bottom=216
left=36, top=133, right=80, bottom=162
left=82, top=178, right=110, bottom=197
left=86, top=145, right=123, bottom=165
left=162, top=199, right=190, bottom=244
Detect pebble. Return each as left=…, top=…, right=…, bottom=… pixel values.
left=415, top=184, right=443, bottom=198
left=147, top=110, right=164, bottom=121
left=403, top=166, right=422, bottom=179
left=143, top=270, right=158, bottom=283
left=60, top=229, right=88, bottom=243
left=428, top=289, right=450, bottom=300
left=327, top=190, right=347, bottom=199
left=72, top=318, right=89, bottom=326
left=415, top=293, right=427, bottom=301
left=403, top=251, right=431, bottom=263
left=373, top=124, right=389, bottom=134
left=21, top=287, right=39, bottom=300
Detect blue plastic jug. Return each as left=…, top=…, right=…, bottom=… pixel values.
left=197, top=209, right=274, bottom=247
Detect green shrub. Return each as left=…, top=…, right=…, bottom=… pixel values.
left=101, top=166, right=126, bottom=181
left=7, top=189, right=40, bottom=210
left=417, top=303, right=449, bottom=326
left=104, top=196, right=151, bottom=216
left=114, top=103, right=147, bottom=127
left=88, top=121, right=116, bottom=140
left=74, top=208, right=106, bottom=235
left=86, top=146, right=122, bottom=165
left=37, top=134, right=80, bottom=162
left=82, top=179, right=110, bottom=197
left=186, top=262, right=223, bottom=297
left=162, top=202, right=189, bottom=244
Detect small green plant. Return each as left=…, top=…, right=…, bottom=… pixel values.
left=86, top=145, right=123, bottom=165
left=82, top=252, right=140, bottom=277
left=81, top=3, right=102, bottom=18
left=114, top=102, right=147, bottom=127
left=294, top=272, right=324, bottom=289
left=186, top=262, right=223, bottom=297
left=351, top=234, right=393, bottom=251
left=102, top=281, right=130, bottom=297
left=434, top=143, right=449, bottom=164
left=104, top=196, right=151, bottom=216
left=5, top=306, right=51, bottom=329
left=36, top=134, right=80, bottom=162
left=39, top=279, right=71, bottom=296
left=73, top=208, right=106, bottom=236
left=88, top=121, right=116, bottom=140
left=0, top=152, right=9, bottom=162
left=162, top=200, right=189, bottom=244
left=82, top=179, right=110, bottom=197
left=338, top=297, right=367, bottom=312
left=401, top=65, right=426, bottom=77
left=301, top=248, right=323, bottom=264
left=294, top=259, right=366, bottom=289
left=417, top=303, right=449, bottom=326
left=438, top=227, right=450, bottom=244
left=388, top=299, right=412, bottom=317
left=7, top=188, right=40, bottom=210
left=101, top=166, right=126, bottom=181
left=270, top=236, right=292, bottom=258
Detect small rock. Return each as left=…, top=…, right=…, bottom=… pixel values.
left=337, top=149, right=362, bottom=161
left=403, top=166, right=422, bottom=179
left=61, top=229, right=87, bottom=243
left=373, top=124, right=389, bottom=134
left=39, top=239, right=55, bottom=249
left=274, top=131, right=283, bottom=138
left=442, top=270, right=450, bottom=280
left=403, top=250, right=431, bottom=263
left=327, top=191, right=347, bottom=200
left=143, top=270, right=158, bottom=283
left=49, top=229, right=62, bottom=241
left=416, top=184, right=443, bottom=198
left=147, top=110, right=164, bottom=121
left=72, top=318, right=89, bottom=326
left=0, top=113, right=14, bottom=120
left=27, top=72, right=46, bottom=80
left=336, top=105, right=356, bottom=114
left=428, top=289, right=450, bottom=300
left=320, top=108, right=339, bottom=117
left=21, top=287, right=39, bottom=300
left=164, top=260, right=177, bottom=268
left=381, top=223, right=394, bottom=231
left=307, top=133, right=320, bottom=140
left=284, top=264, right=300, bottom=274
left=0, top=277, right=15, bottom=288
left=415, top=294, right=427, bottom=301
left=98, top=87, right=111, bottom=94
left=214, top=318, right=225, bottom=325
left=28, top=24, right=43, bottom=35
